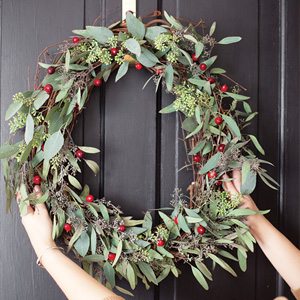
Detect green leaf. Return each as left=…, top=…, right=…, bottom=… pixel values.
left=68, top=224, right=84, bottom=251
left=210, top=67, right=226, bottom=74
left=159, top=102, right=176, bottom=114
left=237, top=249, right=247, bottom=272
left=69, top=64, right=88, bottom=71
left=74, top=231, right=90, bottom=257
left=202, top=55, right=217, bottom=69
left=115, top=61, right=129, bottom=82
left=104, top=261, right=116, bottom=287
left=165, top=64, right=174, bottom=92
left=179, top=49, right=193, bottom=65
left=249, top=135, right=265, bottom=155
left=195, top=261, right=212, bottom=281
left=209, top=21, right=216, bottom=36
left=195, top=41, right=204, bottom=58
left=83, top=26, right=114, bottom=44
left=178, top=213, right=191, bottom=233
left=137, top=261, right=158, bottom=285
left=125, top=38, right=141, bottom=56
left=145, top=26, right=168, bottom=41
left=84, top=159, right=100, bottom=175
left=207, top=253, right=237, bottom=277
left=199, top=152, right=222, bottom=175
left=65, top=50, right=70, bottom=72
left=225, top=92, right=250, bottom=101
left=55, top=78, right=74, bottom=102
left=126, top=262, right=137, bottom=289
left=137, top=47, right=160, bottom=67
left=188, top=140, right=206, bottom=155
left=68, top=175, right=82, bottom=190
left=218, top=36, right=242, bottom=44
left=163, top=11, right=183, bottom=30
left=241, top=170, right=257, bottom=195
left=44, top=131, right=64, bottom=161
left=157, top=246, right=174, bottom=258
left=222, top=114, right=241, bottom=139
left=25, top=114, right=34, bottom=144
left=78, top=146, right=100, bottom=154
left=112, top=240, right=123, bottom=267
left=228, top=208, right=258, bottom=217
left=126, top=12, right=145, bottom=39
left=191, top=265, right=209, bottom=290
left=38, top=62, right=59, bottom=69
left=90, top=227, right=97, bottom=254
left=241, top=161, right=251, bottom=186
left=5, top=101, right=23, bottom=120
left=34, top=91, right=49, bottom=110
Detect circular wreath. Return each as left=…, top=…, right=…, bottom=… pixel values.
left=0, top=10, right=277, bottom=295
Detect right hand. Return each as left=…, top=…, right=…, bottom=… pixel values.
left=222, top=169, right=261, bottom=226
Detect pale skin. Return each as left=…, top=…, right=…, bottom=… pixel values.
left=20, top=186, right=122, bottom=300
left=223, top=170, right=300, bottom=292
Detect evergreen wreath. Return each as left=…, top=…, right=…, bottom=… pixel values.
left=0, top=10, right=278, bottom=296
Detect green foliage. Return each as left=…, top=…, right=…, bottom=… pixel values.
left=0, top=10, right=277, bottom=297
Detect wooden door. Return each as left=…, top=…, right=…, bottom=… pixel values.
left=0, top=0, right=299, bottom=299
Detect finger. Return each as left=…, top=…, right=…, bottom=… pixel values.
left=22, top=204, right=34, bottom=218
left=222, top=173, right=238, bottom=195
left=232, top=169, right=242, bottom=193
left=33, top=185, right=41, bottom=194
left=34, top=203, right=47, bottom=214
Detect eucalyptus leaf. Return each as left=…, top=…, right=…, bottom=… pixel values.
left=25, top=114, right=34, bottom=144
left=199, top=152, right=222, bottom=175
left=191, top=265, right=209, bottom=290
left=74, top=231, right=90, bottom=257
left=125, top=38, right=141, bottom=56
left=115, top=61, right=129, bottom=82
left=165, top=64, right=174, bottom=92
left=218, top=36, right=242, bottom=45
left=126, top=12, right=145, bottom=39
left=84, top=159, right=100, bottom=175
left=44, top=131, right=64, bottom=161
left=5, top=101, right=23, bottom=120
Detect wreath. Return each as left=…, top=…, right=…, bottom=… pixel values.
left=0, top=10, right=278, bottom=296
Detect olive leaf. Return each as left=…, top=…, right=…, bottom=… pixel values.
left=191, top=265, right=209, bottom=290
left=218, top=36, right=242, bottom=44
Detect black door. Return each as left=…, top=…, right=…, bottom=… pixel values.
left=0, top=0, right=299, bottom=299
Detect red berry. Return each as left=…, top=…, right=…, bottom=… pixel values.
left=64, top=223, right=72, bottom=232
left=174, top=216, right=178, bottom=225
left=199, top=63, right=207, bottom=71
left=33, top=175, right=41, bottom=185
left=108, top=252, right=116, bottom=262
left=197, top=225, right=206, bottom=235
left=157, top=239, right=165, bottom=247
left=43, top=84, right=53, bottom=94
left=193, top=154, right=201, bottom=163
left=191, top=53, right=199, bottom=62
left=86, top=194, right=94, bottom=202
left=47, top=66, right=56, bottom=75
left=110, top=48, right=119, bottom=56
left=214, top=116, right=223, bottom=125
left=118, top=225, right=126, bottom=232
left=207, top=170, right=217, bottom=179
left=220, top=84, right=229, bottom=93
left=155, top=68, right=163, bottom=75
left=75, top=149, right=84, bottom=159
left=93, top=78, right=102, bottom=87
left=216, top=180, right=223, bottom=186
left=208, top=77, right=216, bottom=84
left=135, top=63, right=143, bottom=70
left=218, top=144, right=225, bottom=152
left=72, top=36, right=80, bottom=44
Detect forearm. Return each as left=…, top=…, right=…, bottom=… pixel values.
left=41, top=248, right=122, bottom=300
left=248, top=214, right=300, bottom=290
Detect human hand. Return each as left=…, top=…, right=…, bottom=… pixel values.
left=222, top=169, right=262, bottom=227
left=19, top=186, right=56, bottom=258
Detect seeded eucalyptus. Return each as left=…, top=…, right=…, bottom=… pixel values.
left=0, top=11, right=278, bottom=295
